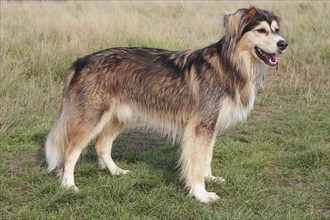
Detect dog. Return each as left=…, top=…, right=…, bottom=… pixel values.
left=45, top=7, right=287, bottom=203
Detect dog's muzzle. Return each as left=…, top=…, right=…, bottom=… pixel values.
left=277, top=40, right=288, bottom=52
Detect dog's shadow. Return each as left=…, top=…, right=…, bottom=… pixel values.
left=33, top=127, right=180, bottom=186
left=114, top=127, right=180, bottom=184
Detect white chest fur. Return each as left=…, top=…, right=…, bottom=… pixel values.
left=218, top=83, right=256, bottom=132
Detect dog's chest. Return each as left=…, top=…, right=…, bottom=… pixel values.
left=217, top=84, right=256, bottom=131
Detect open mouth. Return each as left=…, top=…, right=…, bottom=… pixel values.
left=254, top=47, right=279, bottom=70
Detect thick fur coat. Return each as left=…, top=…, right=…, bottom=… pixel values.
left=46, top=7, right=287, bottom=203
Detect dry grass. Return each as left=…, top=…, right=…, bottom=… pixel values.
left=1, top=2, right=328, bottom=125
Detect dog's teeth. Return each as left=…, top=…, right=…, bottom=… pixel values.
left=269, top=59, right=277, bottom=65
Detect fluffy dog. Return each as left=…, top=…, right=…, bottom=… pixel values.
left=46, top=7, right=287, bottom=203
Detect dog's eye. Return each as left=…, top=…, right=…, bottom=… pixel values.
left=257, top=28, right=266, bottom=34
left=275, top=28, right=280, bottom=33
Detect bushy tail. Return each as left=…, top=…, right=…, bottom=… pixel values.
left=45, top=69, right=75, bottom=172
left=45, top=112, right=68, bottom=172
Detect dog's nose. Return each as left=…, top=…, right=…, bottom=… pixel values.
left=277, top=40, right=288, bottom=51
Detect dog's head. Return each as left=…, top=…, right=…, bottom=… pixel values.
left=223, top=7, right=287, bottom=70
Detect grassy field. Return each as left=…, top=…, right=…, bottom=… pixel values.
left=1, top=1, right=329, bottom=219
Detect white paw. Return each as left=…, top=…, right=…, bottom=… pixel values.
left=111, top=167, right=130, bottom=175
left=190, top=184, right=220, bottom=203
left=198, top=191, right=220, bottom=203
left=61, top=177, right=79, bottom=192
left=71, top=185, right=79, bottom=192
left=61, top=183, right=79, bottom=192
left=205, top=175, right=225, bottom=183
left=193, top=191, right=220, bottom=203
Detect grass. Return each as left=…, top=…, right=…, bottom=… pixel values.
left=0, top=1, right=329, bottom=219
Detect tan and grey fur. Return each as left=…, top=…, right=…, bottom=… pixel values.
left=46, top=7, right=287, bottom=203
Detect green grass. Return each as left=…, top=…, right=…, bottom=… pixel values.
left=1, top=1, right=329, bottom=219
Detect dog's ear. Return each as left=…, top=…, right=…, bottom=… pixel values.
left=223, top=10, right=242, bottom=39
left=247, top=7, right=257, bottom=20
left=223, top=8, right=255, bottom=51
left=223, top=8, right=256, bottom=39
left=272, top=10, right=281, bottom=25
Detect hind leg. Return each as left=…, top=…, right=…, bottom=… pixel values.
left=61, top=109, right=114, bottom=191
left=95, top=117, right=129, bottom=175
left=61, top=146, right=83, bottom=191
left=61, top=135, right=91, bottom=191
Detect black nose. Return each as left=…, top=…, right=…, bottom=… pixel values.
left=277, top=40, right=288, bottom=51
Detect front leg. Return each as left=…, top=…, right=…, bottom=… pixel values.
left=204, top=135, right=225, bottom=183
left=179, top=122, right=220, bottom=203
